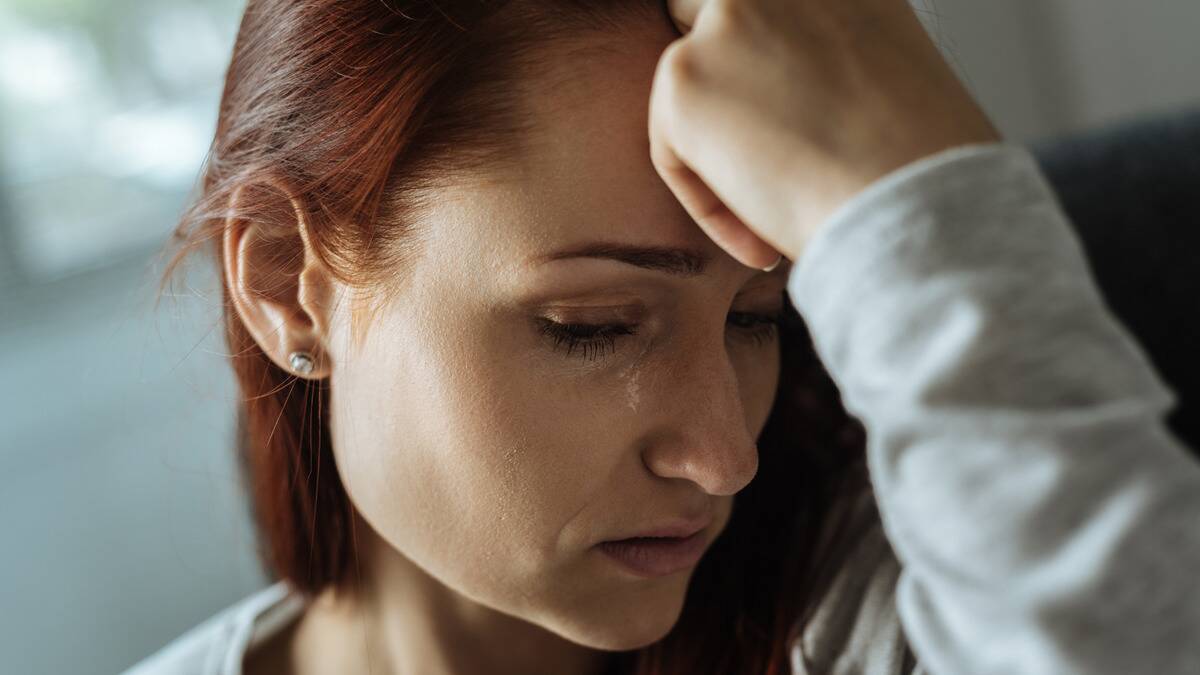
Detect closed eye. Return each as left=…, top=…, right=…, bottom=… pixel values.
left=537, top=310, right=783, bottom=362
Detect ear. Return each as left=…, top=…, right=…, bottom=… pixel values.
left=222, top=179, right=337, bottom=379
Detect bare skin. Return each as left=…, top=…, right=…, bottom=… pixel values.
left=229, top=0, right=998, bottom=672
left=651, top=0, right=1001, bottom=268
left=230, top=12, right=784, bottom=675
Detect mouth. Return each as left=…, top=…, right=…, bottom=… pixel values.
left=593, top=528, right=710, bottom=578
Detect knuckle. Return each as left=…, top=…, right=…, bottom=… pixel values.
left=660, top=40, right=704, bottom=89
left=705, top=0, right=754, bottom=38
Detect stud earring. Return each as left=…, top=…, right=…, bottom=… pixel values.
left=288, top=351, right=315, bottom=375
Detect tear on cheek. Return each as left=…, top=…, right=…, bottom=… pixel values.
left=617, top=361, right=642, bottom=413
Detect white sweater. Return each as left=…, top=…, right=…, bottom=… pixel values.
left=124, top=143, right=1200, bottom=675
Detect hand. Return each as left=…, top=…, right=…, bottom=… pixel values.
left=647, top=0, right=1002, bottom=268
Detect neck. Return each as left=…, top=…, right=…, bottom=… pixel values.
left=290, top=509, right=614, bottom=675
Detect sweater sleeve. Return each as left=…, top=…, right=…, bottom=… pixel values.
left=784, top=142, right=1200, bottom=675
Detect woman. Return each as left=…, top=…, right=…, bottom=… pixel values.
left=129, top=0, right=1200, bottom=673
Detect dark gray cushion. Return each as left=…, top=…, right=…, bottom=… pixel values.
left=1031, top=107, right=1200, bottom=452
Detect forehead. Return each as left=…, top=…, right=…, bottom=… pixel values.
left=414, top=17, right=729, bottom=278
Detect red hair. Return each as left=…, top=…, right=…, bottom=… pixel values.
left=159, top=1, right=871, bottom=673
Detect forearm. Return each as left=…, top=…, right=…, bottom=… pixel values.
left=786, top=143, right=1200, bottom=675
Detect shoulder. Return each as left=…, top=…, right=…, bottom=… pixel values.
left=122, top=582, right=302, bottom=675
left=789, top=489, right=925, bottom=675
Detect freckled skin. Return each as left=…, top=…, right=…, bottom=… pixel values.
left=289, top=12, right=788, bottom=675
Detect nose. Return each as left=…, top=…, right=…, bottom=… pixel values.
left=639, top=341, right=761, bottom=496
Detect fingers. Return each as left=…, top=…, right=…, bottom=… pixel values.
left=648, top=92, right=782, bottom=271
left=654, top=0, right=789, bottom=270
left=666, top=0, right=705, bottom=33
left=664, top=163, right=781, bottom=270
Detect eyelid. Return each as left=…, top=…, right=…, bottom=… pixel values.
left=732, top=290, right=787, bottom=314
left=736, top=279, right=788, bottom=298
left=540, top=303, right=649, bottom=325
left=537, top=306, right=784, bottom=364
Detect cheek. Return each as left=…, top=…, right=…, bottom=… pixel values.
left=457, top=329, right=631, bottom=560
left=327, top=310, right=617, bottom=589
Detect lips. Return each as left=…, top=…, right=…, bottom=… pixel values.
left=594, top=514, right=715, bottom=578
left=595, top=528, right=711, bottom=577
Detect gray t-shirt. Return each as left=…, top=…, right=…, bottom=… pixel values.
left=125, top=143, right=1200, bottom=674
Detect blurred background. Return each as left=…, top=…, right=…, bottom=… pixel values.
left=0, top=0, right=1197, bottom=673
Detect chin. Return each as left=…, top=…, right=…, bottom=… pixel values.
left=551, top=620, right=676, bottom=652
left=538, top=585, right=689, bottom=651
left=580, top=624, right=676, bottom=652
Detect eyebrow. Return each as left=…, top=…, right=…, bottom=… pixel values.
left=531, top=242, right=711, bottom=277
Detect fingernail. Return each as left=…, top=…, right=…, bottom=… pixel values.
left=761, top=255, right=783, bottom=273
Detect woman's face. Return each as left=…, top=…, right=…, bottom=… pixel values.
left=324, top=16, right=790, bottom=650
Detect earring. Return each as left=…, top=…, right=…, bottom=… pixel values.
left=288, top=350, right=315, bottom=375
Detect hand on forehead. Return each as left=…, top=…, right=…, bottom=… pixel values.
left=665, top=0, right=704, bottom=32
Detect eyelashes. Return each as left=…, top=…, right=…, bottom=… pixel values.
left=537, top=311, right=784, bottom=362
left=537, top=320, right=638, bottom=361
